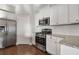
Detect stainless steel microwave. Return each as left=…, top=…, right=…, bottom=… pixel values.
left=39, top=17, right=50, bottom=26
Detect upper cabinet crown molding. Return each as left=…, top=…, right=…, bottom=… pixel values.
left=0, top=4, right=15, bottom=13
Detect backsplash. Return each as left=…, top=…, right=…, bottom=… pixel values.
left=53, top=24, right=79, bottom=36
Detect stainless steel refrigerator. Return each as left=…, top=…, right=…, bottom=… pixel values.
left=0, top=19, right=16, bottom=48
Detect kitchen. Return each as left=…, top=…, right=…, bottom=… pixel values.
left=0, top=4, right=79, bottom=55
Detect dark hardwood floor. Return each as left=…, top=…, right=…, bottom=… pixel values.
left=0, top=44, right=48, bottom=55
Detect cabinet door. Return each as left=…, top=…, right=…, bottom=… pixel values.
left=0, top=10, right=7, bottom=18
left=61, top=45, right=79, bottom=55
left=57, top=5, right=69, bottom=24
left=35, top=11, right=43, bottom=27
left=56, top=37, right=64, bottom=55
left=69, top=5, right=79, bottom=23
left=7, top=12, right=16, bottom=20
left=46, top=35, right=57, bottom=54
left=50, top=5, right=58, bottom=25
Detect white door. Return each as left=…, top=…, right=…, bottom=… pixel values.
left=57, top=5, right=69, bottom=24
left=69, top=5, right=79, bottom=23
left=46, top=35, right=57, bottom=54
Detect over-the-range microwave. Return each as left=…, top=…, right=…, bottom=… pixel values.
left=39, top=17, right=50, bottom=26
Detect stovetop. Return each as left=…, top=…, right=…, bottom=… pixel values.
left=36, top=32, right=46, bottom=38
left=35, top=29, right=52, bottom=52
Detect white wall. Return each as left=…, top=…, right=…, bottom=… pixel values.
left=29, top=5, right=36, bottom=45
left=16, top=15, right=32, bottom=45
left=53, top=24, right=79, bottom=36
left=35, top=5, right=79, bottom=36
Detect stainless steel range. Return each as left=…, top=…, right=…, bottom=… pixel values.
left=35, top=29, right=52, bottom=52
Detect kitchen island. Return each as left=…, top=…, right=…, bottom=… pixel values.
left=52, top=34, right=79, bottom=55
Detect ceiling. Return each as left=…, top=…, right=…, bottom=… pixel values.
left=14, top=4, right=48, bottom=15
left=0, top=4, right=53, bottom=15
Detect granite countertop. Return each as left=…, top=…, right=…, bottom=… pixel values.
left=52, top=34, right=79, bottom=49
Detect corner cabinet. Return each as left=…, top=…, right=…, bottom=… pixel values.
left=69, top=5, right=79, bottom=24
left=46, top=35, right=64, bottom=55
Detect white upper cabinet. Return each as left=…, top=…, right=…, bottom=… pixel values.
left=45, top=6, right=50, bottom=17
left=57, top=5, right=69, bottom=24
left=0, top=10, right=16, bottom=20
left=50, top=5, right=58, bottom=25
left=50, top=5, right=69, bottom=25
left=35, top=13, right=41, bottom=27
left=0, top=5, right=15, bottom=13
left=0, top=5, right=16, bottom=20
left=0, top=10, right=7, bottom=18
left=7, top=12, right=16, bottom=20
left=35, top=4, right=79, bottom=26
left=69, top=5, right=79, bottom=24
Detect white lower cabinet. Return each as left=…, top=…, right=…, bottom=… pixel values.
left=46, top=35, right=57, bottom=54
left=60, top=45, right=79, bottom=55
left=46, top=35, right=64, bottom=55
